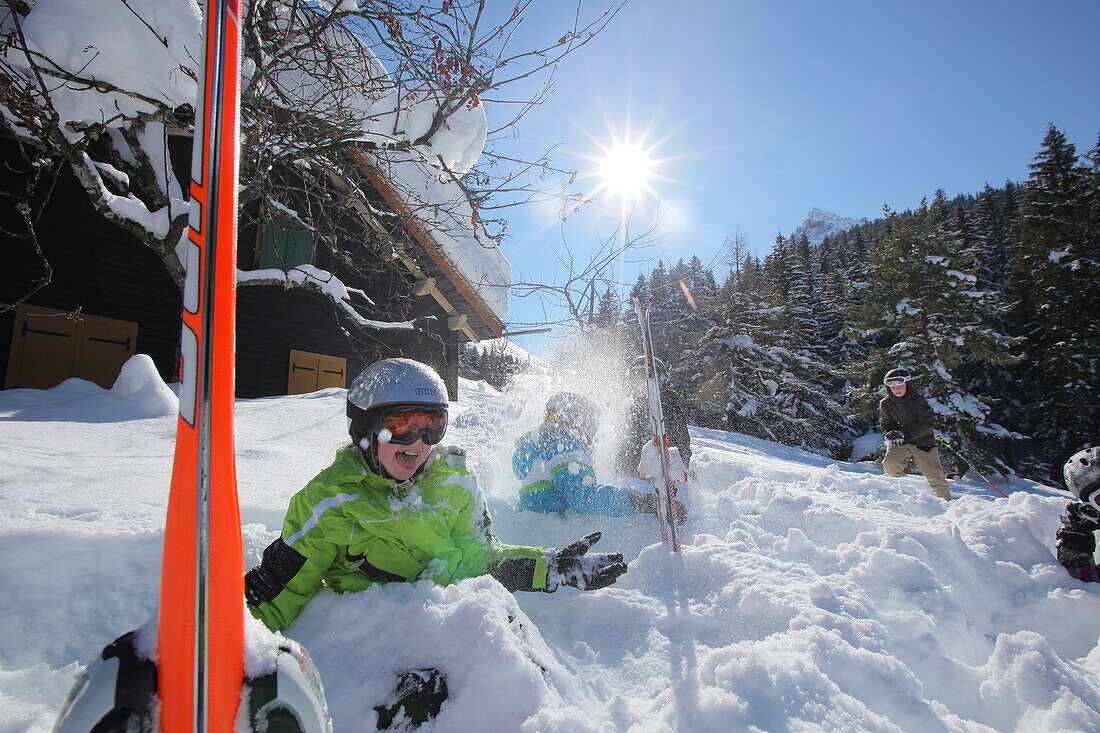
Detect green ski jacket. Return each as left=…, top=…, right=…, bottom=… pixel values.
left=247, top=446, right=549, bottom=631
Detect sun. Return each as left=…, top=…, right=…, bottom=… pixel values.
left=596, top=140, right=653, bottom=202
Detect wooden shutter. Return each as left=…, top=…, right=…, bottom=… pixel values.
left=316, top=354, right=346, bottom=390
left=76, top=319, right=138, bottom=389
left=287, top=351, right=319, bottom=395
left=287, top=349, right=346, bottom=394
left=5, top=306, right=138, bottom=390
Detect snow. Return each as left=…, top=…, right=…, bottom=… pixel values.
left=947, top=270, right=977, bottom=283
left=638, top=443, right=688, bottom=484
left=2, top=357, right=1099, bottom=731
left=377, top=150, right=511, bottom=320
left=237, top=265, right=414, bottom=331
left=8, top=0, right=202, bottom=131
left=850, top=430, right=884, bottom=462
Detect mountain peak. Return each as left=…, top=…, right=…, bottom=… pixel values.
left=791, top=209, right=868, bottom=247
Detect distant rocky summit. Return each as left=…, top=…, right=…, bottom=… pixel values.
left=791, top=208, right=868, bottom=247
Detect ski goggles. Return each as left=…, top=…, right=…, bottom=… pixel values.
left=378, top=408, right=448, bottom=445
left=545, top=410, right=593, bottom=444
left=1079, top=478, right=1100, bottom=509
left=884, top=375, right=911, bottom=387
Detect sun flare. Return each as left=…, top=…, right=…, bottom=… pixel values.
left=597, top=141, right=653, bottom=202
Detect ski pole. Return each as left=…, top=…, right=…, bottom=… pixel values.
left=936, top=435, right=1008, bottom=498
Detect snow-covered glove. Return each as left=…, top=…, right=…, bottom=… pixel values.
left=545, top=532, right=627, bottom=592
left=884, top=431, right=905, bottom=448
left=628, top=489, right=687, bottom=525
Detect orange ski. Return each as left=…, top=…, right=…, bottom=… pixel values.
left=158, top=0, right=245, bottom=729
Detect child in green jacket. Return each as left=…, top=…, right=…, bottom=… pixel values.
left=245, top=358, right=628, bottom=631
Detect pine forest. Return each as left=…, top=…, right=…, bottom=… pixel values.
left=469, top=124, right=1099, bottom=485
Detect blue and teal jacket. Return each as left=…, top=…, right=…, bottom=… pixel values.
left=513, top=423, right=633, bottom=516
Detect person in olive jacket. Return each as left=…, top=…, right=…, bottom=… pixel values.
left=879, top=367, right=951, bottom=500
left=244, top=359, right=627, bottom=632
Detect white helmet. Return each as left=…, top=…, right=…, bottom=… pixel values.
left=347, top=359, right=448, bottom=448
left=544, top=392, right=599, bottom=444
left=1064, top=446, right=1100, bottom=508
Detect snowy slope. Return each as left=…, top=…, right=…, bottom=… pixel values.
left=1, top=359, right=1099, bottom=731
left=791, top=208, right=869, bottom=247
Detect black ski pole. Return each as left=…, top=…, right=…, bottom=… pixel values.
left=936, top=435, right=1008, bottom=498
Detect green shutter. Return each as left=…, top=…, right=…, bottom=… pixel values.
left=257, top=215, right=314, bottom=270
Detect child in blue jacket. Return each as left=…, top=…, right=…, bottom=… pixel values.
left=513, top=392, right=685, bottom=520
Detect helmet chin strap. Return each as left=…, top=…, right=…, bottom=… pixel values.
left=357, top=434, right=392, bottom=480
left=357, top=433, right=430, bottom=483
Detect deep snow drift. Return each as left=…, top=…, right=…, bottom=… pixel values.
left=1, top=357, right=1098, bottom=731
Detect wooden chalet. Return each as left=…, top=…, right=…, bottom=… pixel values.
left=0, top=135, right=506, bottom=400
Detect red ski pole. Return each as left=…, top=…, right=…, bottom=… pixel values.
left=936, top=436, right=1009, bottom=498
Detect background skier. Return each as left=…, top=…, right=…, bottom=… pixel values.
left=245, top=359, right=628, bottom=633
left=1055, top=446, right=1100, bottom=582
left=879, top=367, right=952, bottom=500
left=614, top=356, right=692, bottom=478
left=513, top=391, right=686, bottom=521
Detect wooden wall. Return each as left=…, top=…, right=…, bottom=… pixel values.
left=0, top=150, right=183, bottom=388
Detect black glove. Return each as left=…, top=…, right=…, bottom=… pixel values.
left=546, top=532, right=627, bottom=591
left=1058, top=548, right=1100, bottom=582
left=628, top=489, right=688, bottom=525
left=884, top=430, right=905, bottom=448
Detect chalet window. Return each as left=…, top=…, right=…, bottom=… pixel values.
left=5, top=305, right=138, bottom=390
left=287, top=349, right=346, bottom=395
left=256, top=215, right=314, bottom=271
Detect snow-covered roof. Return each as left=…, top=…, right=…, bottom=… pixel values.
left=6, top=0, right=202, bottom=132
left=359, top=148, right=510, bottom=326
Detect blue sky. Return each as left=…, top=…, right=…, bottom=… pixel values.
left=489, top=0, right=1100, bottom=357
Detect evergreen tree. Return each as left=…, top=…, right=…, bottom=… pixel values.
left=594, top=286, right=621, bottom=327
left=846, top=198, right=1022, bottom=473
left=631, top=272, right=649, bottom=304
left=784, top=232, right=819, bottom=357
left=682, top=234, right=855, bottom=456
left=972, top=184, right=1010, bottom=290
left=1008, top=124, right=1096, bottom=478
